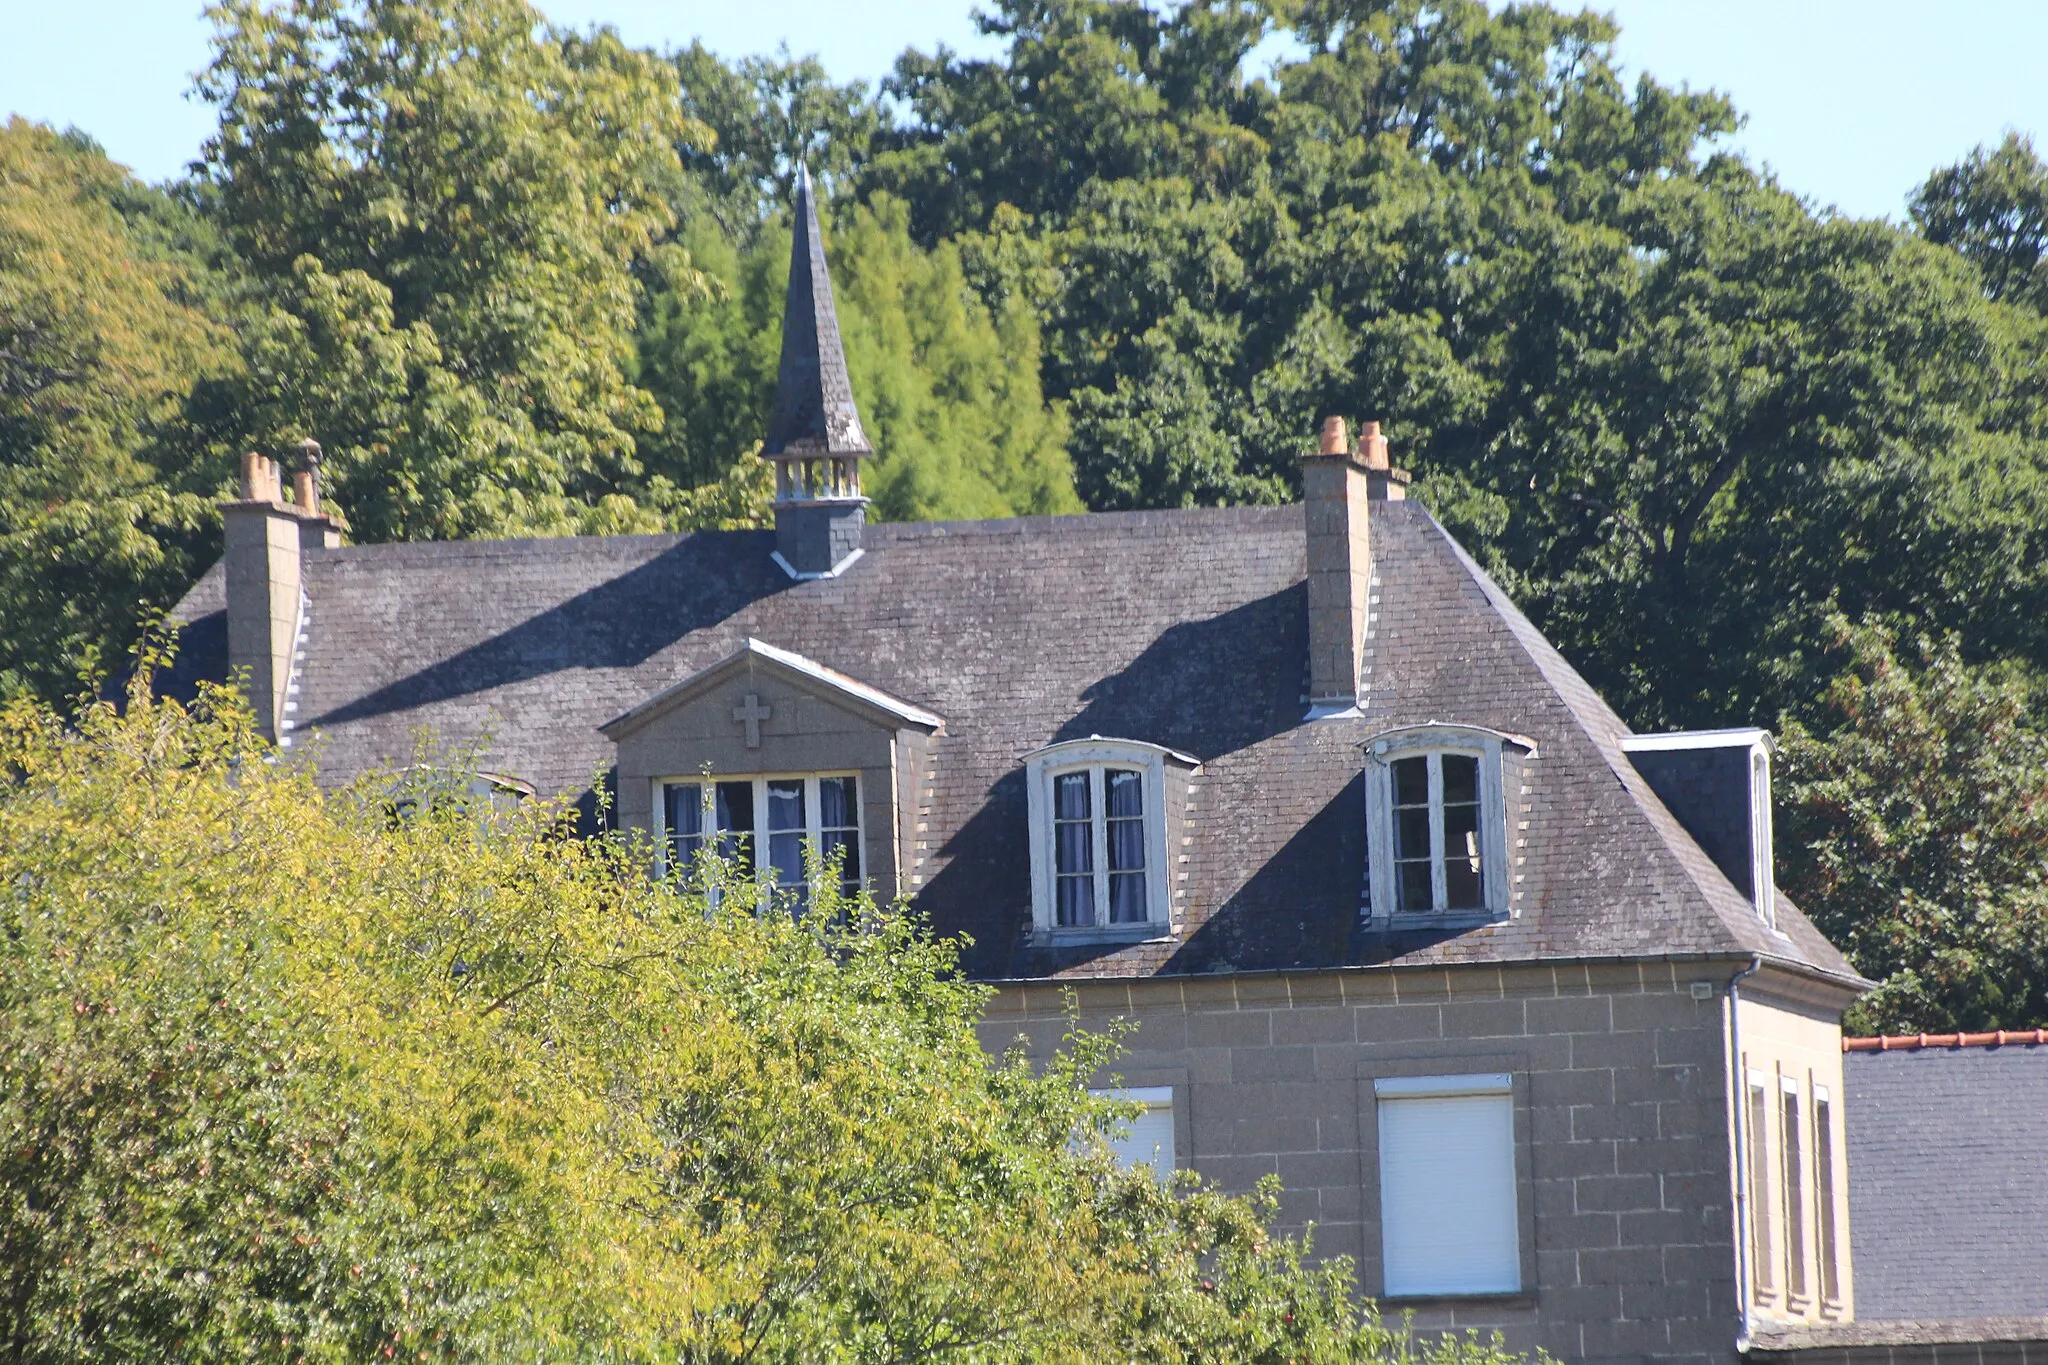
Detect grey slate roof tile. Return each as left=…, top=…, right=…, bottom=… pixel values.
left=170, top=499, right=1857, bottom=985
left=1845, top=1044, right=2048, bottom=1319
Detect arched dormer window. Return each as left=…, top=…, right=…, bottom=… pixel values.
left=1024, top=737, right=1199, bottom=942
left=1363, top=724, right=1535, bottom=926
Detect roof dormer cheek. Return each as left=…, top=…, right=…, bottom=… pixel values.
left=602, top=638, right=943, bottom=907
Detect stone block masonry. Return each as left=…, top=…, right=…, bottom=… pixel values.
left=982, top=958, right=1751, bottom=1365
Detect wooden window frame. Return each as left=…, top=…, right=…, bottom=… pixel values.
left=1364, top=725, right=1531, bottom=927
left=1025, top=739, right=1189, bottom=942
left=655, top=772, right=864, bottom=905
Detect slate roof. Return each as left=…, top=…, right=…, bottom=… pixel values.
left=1844, top=1040, right=2048, bottom=1319
left=169, top=496, right=1858, bottom=986
left=761, top=164, right=871, bottom=458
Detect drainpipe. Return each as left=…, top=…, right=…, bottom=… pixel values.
left=1726, top=954, right=1763, bottom=1353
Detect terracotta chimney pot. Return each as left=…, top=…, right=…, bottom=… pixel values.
left=1359, top=420, right=1390, bottom=471
left=1319, top=415, right=1349, bottom=456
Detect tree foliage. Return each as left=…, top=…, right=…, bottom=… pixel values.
left=1778, top=617, right=2048, bottom=1034
left=196, top=0, right=707, bottom=541
left=0, top=669, right=1530, bottom=1363
left=0, top=121, right=239, bottom=702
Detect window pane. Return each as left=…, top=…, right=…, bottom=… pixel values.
left=1108, top=871, right=1148, bottom=923
left=1055, top=819, right=1093, bottom=877
left=1816, top=1096, right=1840, bottom=1301
left=1105, top=768, right=1143, bottom=818
left=663, top=783, right=703, bottom=870
left=1057, top=874, right=1095, bottom=927
left=1054, top=771, right=1091, bottom=821
left=1107, top=812, right=1146, bottom=872
left=1398, top=862, right=1434, bottom=913
left=1395, top=807, right=1431, bottom=860
left=1393, top=756, right=1429, bottom=807
left=1444, top=800, right=1482, bottom=909
left=1783, top=1088, right=1807, bottom=1298
left=1749, top=1081, right=1774, bottom=1294
left=714, top=780, right=754, bottom=863
left=766, top=779, right=804, bottom=835
left=819, top=774, right=856, bottom=829
left=822, top=827, right=860, bottom=895
left=1441, top=753, right=1479, bottom=805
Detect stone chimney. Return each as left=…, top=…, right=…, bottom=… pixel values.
left=1300, top=418, right=1411, bottom=715
left=219, top=442, right=337, bottom=742
left=762, top=163, right=872, bottom=580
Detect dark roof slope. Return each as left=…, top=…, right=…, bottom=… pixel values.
left=170, top=500, right=1855, bottom=984
left=1845, top=1041, right=2048, bottom=1319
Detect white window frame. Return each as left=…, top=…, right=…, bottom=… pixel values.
left=1781, top=1073, right=1809, bottom=1304
left=1373, top=1073, right=1521, bottom=1297
left=653, top=772, right=864, bottom=901
left=1024, top=738, right=1193, bottom=941
left=1363, top=725, right=1531, bottom=926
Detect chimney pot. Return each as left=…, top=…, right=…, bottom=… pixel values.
left=1319, top=415, right=1349, bottom=455
left=1360, top=420, right=1390, bottom=471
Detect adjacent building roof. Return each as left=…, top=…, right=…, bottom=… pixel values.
left=169, top=496, right=1858, bottom=987
left=1844, top=1039, right=2048, bottom=1320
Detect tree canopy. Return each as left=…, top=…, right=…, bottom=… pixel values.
left=0, top=667, right=1531, bottom=1363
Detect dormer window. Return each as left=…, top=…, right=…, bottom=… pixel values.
left=661, top=774, right=862, bottom=912
left=1364, top=725, right=1534, bottom=926
left=1391, top=752, right=1485, bottom=912
left=1025, top=738, right=1199, bottom=942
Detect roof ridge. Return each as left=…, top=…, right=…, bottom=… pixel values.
left=1845, top=1029, right=2048, bottom=1052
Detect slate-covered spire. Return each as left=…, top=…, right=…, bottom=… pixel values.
left=765, top=164, right=870, bottom=580
left=763, top=163, right=872, bottom=463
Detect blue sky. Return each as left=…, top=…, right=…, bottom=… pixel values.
left=3, top=1, right=2043, bottom=222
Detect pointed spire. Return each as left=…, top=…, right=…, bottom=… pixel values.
left=763, top=163, right=872, bottom=459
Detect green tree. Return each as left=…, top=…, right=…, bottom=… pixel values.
left=0, top=120, right=240, bottom=703
left=636, top=187, right=1078, bottom=519
left=1778, top=616, right=2048, bottom=1034
left=196, top=0, right=709, bottom=541
left=1912, top=133, right=2048, bottom=312
left=0, top=664, right=1527, bottom=1362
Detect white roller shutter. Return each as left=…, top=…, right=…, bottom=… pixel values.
left=1376, top=1075, right=1520, bottom=1295
left=1093, top=1086, right=1176, bottom=1177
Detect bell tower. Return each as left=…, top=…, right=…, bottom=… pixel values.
left=764, top=163, right=872, bottom=579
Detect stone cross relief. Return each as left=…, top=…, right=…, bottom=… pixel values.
left=733, top=692, right=771, bottom=748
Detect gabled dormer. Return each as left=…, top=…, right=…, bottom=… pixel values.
left=602, top=639, right=942, bottom=906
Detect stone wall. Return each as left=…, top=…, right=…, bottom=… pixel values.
left=982, top=957, right=1758, bottom=1365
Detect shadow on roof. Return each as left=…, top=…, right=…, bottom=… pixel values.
left=309, top=534, right=775, bottom=728
left=1052, top=583, right=1308, bottom=762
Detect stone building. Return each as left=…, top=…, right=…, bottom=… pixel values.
left=170, top=166, right=2039, bottom=1364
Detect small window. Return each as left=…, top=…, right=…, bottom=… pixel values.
left=1390, top=752, right=1485, bottom=912
left=1088, top=1086, right=1175, bottom=1178
left=1814, top=1085, right=1841, bottom=1303
left=1364, top=726, right=1530, bottom=924
left=1025, top=739, right=1195, bottom=938
left=1374, top=1074, right=1519, bottom=1297
left=1748, top=1072, right=1775, bottom=1299
left=1782, top=1076, right=1807, bottom=1300
left=660, top=774, right=862, bottom=911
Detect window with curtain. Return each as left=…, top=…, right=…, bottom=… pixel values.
left=1025, top=738, right=1188, bottom=937
left=660, top=774, right=862, bottom=912
left=1050, top=765, right=1150, bottom=928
